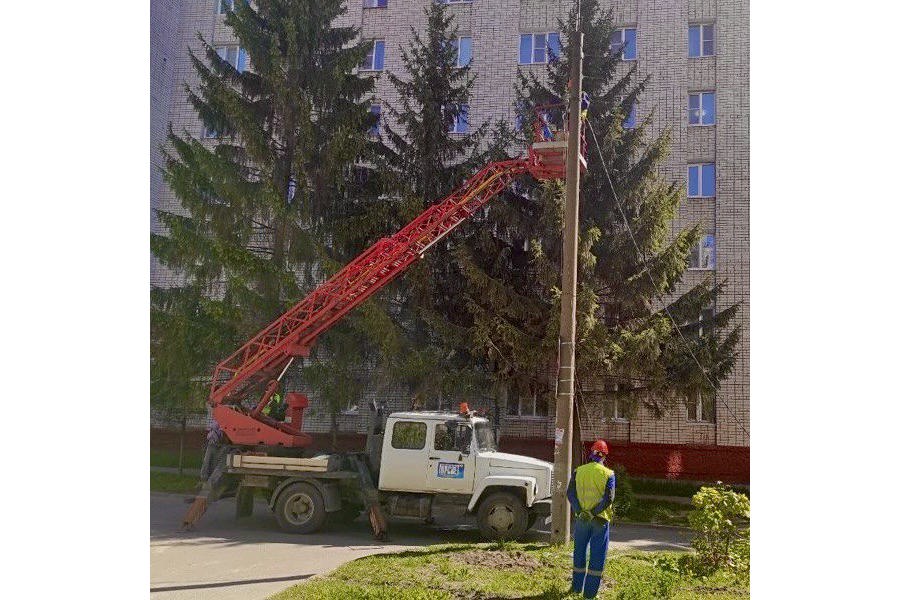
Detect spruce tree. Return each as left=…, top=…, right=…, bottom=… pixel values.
left=444, top=1, right=741, bottom=419
left=351, top=2, right=514, bottom=406
left=151, top=0, right=378, bottom=419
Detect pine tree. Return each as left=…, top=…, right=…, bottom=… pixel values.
left=444, top=1, right=741, bottom=419
left=151, top=0, right=378, bottom=418
left=351, top=2, right=514, bottom=406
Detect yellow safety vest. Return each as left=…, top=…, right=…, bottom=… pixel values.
left=575, top=462, right=614, bottom=522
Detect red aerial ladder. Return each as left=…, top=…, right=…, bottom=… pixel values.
left=208, top=106, right=586, bottom=448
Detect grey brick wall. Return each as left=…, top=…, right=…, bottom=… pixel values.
left=151, top=0, right=749, bottom=448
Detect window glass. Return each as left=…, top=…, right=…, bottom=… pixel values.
left=373, top=40, right=385, bottom=70
left=368, top=105, right=381, bottom=137
left=548, top=33, right=561, bottom=61
left=391, top=421, right=426, bottom=450
left=363, top=0, right=388, bottom=7
left=689, top=25, right=701, bottom=57
left=702, top=25, right=715, bottom=56
left=702, top=234, right=716, bottom=269
left=519, top=34, right=532, bottom=64
left=457, top=37, right=472, bottom=67
left=434, top=423, right=454, bottom=451
left=688, top=94, right=701, bottom=124
left=623, top=104, right=636, bottom=129
left=610, top=29, right=623, bottom=54
left=702, top=92, right=716, bottom=124
left=623, top=28, right=637, bottom=60
left=451, top=104, right=469, bottom=133
left=475, top=422, right=498, bottom=452
left=702, top=164, right=716, bottom=196
left=688, top=165, right=699, bottom=197
left=533, top=33, right=547, bottom=63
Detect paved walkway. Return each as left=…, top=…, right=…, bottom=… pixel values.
left=151, top=492, right=691, bottom=600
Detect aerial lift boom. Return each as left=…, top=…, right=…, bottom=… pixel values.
left=207, top=105, right=585, bottom=449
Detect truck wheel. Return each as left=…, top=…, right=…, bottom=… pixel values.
left=273, top=482, right=327, bottom=534
left=477, top=491, right=528, bottom=541
left=235, top=486, right=254, bottom=519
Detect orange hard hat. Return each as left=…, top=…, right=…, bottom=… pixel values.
left=590, top=439, right=609, bottom=456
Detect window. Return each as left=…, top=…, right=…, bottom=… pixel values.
left=603, top=383, right=629, bottom=421
left=610, top=28, right=637, bottom=60
left=434, top=423, right=472, bottom=452
left=368, top=104, right=382, bottom=137
left=363, top=0, right=388, bottom=7
left=688, top=91, right=715, bottom=126
left=437, top=0, right=473, bottom=4
left=623, top=104, right=636, bottom=129
left=202, top=124, right=218, bottom=139
left=697, top=307, right=715, bottom=338
left=451, top=37, right=472, bottom=68
left=689, top=24, right=715, bottom=57
left=687, top=163, right=715, bottom=198
left=216, top=46, right=248, bottom=73
left=507, top=387, right=550, bottom=417
left=449, top=104, right=469, bottom=134
left=689, top=234, right=716, bottom=270
left=391, top=421, right=426, bottom=450
left=519, top=33, right=561, bottom=64
left=687, top=393, right=715, bottom=423
left=362, top=40, right=385, bottom=71
left=217, top=0, right=235, bottom=14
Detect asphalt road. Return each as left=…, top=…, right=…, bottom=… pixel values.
left=150, top=492, right=691, bottom=600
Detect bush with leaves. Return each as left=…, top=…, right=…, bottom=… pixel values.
left=608, top=463, right=635, bottom=518
left=688, top=484, right=750, bottom=573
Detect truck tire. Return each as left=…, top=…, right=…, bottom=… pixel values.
left=273, top=482, right=327, bottom=534
left=477, top=491, right=529, bottom=541
left=235, top=486, right=254, bottom=519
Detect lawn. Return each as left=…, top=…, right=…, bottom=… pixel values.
left=150, top=471, right=198, bottom=494
left=630, top=478, right=749, bottom=499
left=270, top=542, right=748, bottom=600
left=617, top=498, right=692, bottom=528
left=150, top=448, right=203, bottom=470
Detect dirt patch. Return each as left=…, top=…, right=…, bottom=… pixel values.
left=451, top=549, right=543, bottom=573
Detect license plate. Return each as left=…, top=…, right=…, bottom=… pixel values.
left=437, top=462, right=464, bottom=478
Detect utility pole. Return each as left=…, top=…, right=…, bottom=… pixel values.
left=550, top=28, right=584, bottom=545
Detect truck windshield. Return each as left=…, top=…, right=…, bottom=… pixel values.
left=474, top=422, right=498, bottom=452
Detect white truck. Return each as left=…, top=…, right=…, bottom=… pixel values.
left=200, top=403, right=553, bottom=540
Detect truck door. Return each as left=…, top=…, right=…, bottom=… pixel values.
left=378, top=420, right=429, bottom=491
left=425, top=421, right=476, bottom=494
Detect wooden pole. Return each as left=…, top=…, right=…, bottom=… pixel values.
left=550, top=29, right=584, bottom=545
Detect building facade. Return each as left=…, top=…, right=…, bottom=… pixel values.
left=151, top=0, right=749, bottom=482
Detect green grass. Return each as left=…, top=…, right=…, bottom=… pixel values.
left=150, top=448, right=204, bottom=469
left=618, top=499, right=692, bottom=527
left=150, top=471, right=199, bottom=494
left=630, top=479, right=749, bottom=499
left=269, top=543, right=748, bottom=600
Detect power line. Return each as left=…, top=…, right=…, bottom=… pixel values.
left=585, top=118, right=749, bottom=440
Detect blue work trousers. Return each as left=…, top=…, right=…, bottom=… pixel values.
left=571, top=517, right=610, bottom=598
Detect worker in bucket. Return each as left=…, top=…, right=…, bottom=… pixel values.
left=566, top=439, right=616, bottom=598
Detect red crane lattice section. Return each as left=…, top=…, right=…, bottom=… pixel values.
left=209, top=158, right=530, bottom=412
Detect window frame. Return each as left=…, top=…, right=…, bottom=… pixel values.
left=688, top=91, right=716, bottom=126
left=689, top=233, right=717, bottom=271
left=361, top=39, right=386, bottom=71
left=215, top=45, right=248, bottom=73
left=390, top=420, right=427, bottom=450
left=623, top=103, right=637, bottom=129
left=448, top=104, right=469, bottom=134
left=688, top=23, right=715, bottom=58
left=507, top=387, right=550, bottom=419
left=687, top=163, right=716, bottom=198
left=202, top=124, right=219, bottom=139
left=610, top=27, right=637, bottom=61
left=362, top=0, right=388, bottom=8
left=519, top=32, right=561, bottom=65
left=451, top=36, right=473, bottom=68
left=687, top=392, right=716, bottom=424
left=217, top=0, right=235, bottom=15
left=368, top=104, right=382, bottom=138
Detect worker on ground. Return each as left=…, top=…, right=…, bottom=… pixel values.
left=566, top=439, right=615, bottom=598
left=200, top=420, right=224, bottom=484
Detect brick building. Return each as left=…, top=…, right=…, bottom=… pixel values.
left=151, top=0, right=749, bottom=482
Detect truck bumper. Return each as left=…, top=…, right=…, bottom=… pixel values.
left=530, top=498, right=552, bottom=515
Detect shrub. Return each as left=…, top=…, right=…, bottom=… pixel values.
left=609, top=463, right=635, bottom=517
left=688, top=483, right=750, bottom=573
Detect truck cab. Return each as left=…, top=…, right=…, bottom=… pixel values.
left=376, top=409, right=553, bottom=539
